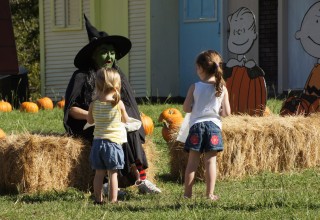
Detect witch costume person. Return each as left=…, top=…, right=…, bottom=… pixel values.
left=63, top=15, right=161, bottom=193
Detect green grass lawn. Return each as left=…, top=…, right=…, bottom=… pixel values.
left=0, top=100, right=319, bottom=219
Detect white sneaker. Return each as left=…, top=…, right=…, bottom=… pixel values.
left=135, top=179, right=161, bottom=194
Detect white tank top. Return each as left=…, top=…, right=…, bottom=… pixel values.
left=189, top=81, right=224, bottom=129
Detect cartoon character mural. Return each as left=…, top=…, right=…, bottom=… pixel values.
left=280, top=1, right=320, bottom=116
left=223, top=7, right=267, bottom=116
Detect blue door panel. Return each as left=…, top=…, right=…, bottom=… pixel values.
left=179, top=0, right=221, bottom=97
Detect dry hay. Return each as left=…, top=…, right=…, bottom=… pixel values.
left=0, top=133, right=92, bottom=194
left=141, top=137, right=158, bottom=183
left=0, top=133, right=157, bottom=194
left=169, top=113, right=320, bottom=180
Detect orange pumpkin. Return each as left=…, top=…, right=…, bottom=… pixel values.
left=162, top=124, right=182, bottom=142
left=158, top=108, right=184, bottom=142
left=20, top=102, right=39, bottom=113
left=158, top=108, right=183, bottom=127
left=224, top=66, right=267, bottom=116
left=56, top=99, right=65, bottom=109
left=0, top=100, right=12, bottom=112
left=140, top=112, right=154, bottom=135
left=0, top=128, right=6, bottom=139
left=37, top=97, right=53, bottom=110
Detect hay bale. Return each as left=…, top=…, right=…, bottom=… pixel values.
left=0, top=133, right=157, bottom=193
left=0, top=133, right=92, bottom=193
left=169, top=114, right=320, bottom=180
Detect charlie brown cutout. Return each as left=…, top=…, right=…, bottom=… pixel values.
left=280, top=1, right=320, bottom=115
left=223, top=7, right=267, bottom=116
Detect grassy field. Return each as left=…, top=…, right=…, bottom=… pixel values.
left=0, top=99, right=320, bottom=219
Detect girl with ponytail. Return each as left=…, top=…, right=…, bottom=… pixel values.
left=183, top=50, right=231, bottom=201
left=87, top=67, right=129, bottom=204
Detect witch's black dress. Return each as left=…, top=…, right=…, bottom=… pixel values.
left=63, top=65, right=148, bottom=186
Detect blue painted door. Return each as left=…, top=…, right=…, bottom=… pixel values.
left=179, top=0, right=221, bottom=96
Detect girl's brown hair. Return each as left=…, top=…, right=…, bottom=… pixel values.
left=196, top=50, right=225, bottom=97
left=93, top=67, right=121, bottom=105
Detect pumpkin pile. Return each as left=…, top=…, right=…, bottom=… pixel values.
left=140, top=112, right=154, bottom=135
left=158, top=108, right=184, bottom=142
left=0, top=97, right=65, bottom=113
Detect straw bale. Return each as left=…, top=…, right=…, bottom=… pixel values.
left=169, top=114, right=320, bottom=180
left=0, top=133, right=92, bottom=193
left=0, top=134, right=157, bottom=193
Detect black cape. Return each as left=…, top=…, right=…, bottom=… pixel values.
left=63, top=66, right=148, bottom=186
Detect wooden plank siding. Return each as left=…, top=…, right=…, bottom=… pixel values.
left=129, top=0, right=148, bottom=97
left=42, top=0, right=90, bottom=100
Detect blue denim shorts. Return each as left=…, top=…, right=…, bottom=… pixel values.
left=90, top=139, right=124, bottom=170
left=184, top=121, right=223, bottom=153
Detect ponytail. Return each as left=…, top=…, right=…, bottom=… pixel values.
left=112, top=88, right=121, bottom=106
left=214, top=62, right=225, bottom=97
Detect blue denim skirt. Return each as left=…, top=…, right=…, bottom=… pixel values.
left=90, top=139, right=124, bottom=170
left=184, top=121, right=223, bottom=153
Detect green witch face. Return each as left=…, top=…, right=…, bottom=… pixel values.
left=92, top=44, right=116, bottom=68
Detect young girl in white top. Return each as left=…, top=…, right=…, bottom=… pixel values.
left=87, top=67, right=129, bottom=204
left=183, top=50, right=231, bottom=201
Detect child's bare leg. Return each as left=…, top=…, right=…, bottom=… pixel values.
left=184, top=150, right=201, bottom=198
left=204, top=151, right=218, bottom=200
left=93, top=170, right=106, bottom=202
left=108, top=170, right=118, bottom=203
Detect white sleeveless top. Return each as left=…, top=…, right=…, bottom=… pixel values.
left=189, top=81, right=224, bottom=129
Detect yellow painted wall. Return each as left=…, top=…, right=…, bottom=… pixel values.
left=90, top=0, right=129, bottom=75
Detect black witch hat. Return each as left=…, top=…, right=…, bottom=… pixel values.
left=74, top=14, right=132, bottom=70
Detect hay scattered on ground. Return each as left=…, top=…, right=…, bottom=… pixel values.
left=0, top=133, right=157, bottom=194
left=169, top=114, right=320, bottom=180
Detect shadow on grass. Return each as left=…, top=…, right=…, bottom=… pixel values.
left=109, top=200, right=320, bottom=213
left=2, top=188, right=86, bottom=203
left=157, top=173, right=183, bottom=184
